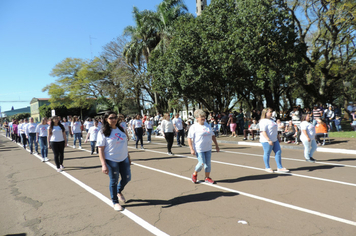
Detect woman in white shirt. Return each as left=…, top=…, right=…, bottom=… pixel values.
left=85, top=120, right=100, bottom=155
left=145, top=116, right=153, bottom=143
left=84, top=118, right=94, bottom=132
left=62, top=117, right=70, bottom=141
left=71, top=116, right=82, bottom=149
left=260, top=108, right=289, bottom=173
left=97, top=111, right=131, bottom=211
left=300, top=114, right=317, bottom=162
left=161, top=113, right=175, bottom=155
left=36, top=117, right=49, bottom=162
left=47, top=116, right=67, bottom=172
left=132, top=114, right=144, bottom=149
left=188, top=109, right=220, bottom=184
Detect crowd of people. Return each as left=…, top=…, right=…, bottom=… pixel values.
left=1, top=102, right=355, bottom=211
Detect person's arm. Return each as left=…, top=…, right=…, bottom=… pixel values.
left=63, top=130, right=67, bottom=147
left=47, top=129, right=51, bottom=149
left=161, top=121, right=165, bottom=136
left=188, top=138, right=195, bottom=155
left=260, top=131, right=273, bottom=146
left=98, top=147, right=108, bottom=174
left=85, top=131, right=90, bottom=143
left=212, top=136, right=220, bottom=152
left=302, top=129, right=310, bottom=142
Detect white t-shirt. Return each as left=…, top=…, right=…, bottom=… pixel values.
left=26, top=123, right=37, bottom=135
left=71, top=121, right=82, bottom=134
left=172, top=118, right=183, bottom=130
left=98, top=122, right=102, bottom=129
left=187, top=123, right=215, bottom=153
left=161, top=120, right=174, bottom=133
left=62, top=122, right=70, bottom=132
left=259, top=119, right=278, bottom=143
left=84, top=121, right=94, bottom=130
left=19, top=123, right=27, bottom=134
left=120, top=121, right=127, bottom=131
left=133, top=119, right=143, bottom=128
left=300, top=121, right=316, bottom=141
left=88, top=126, right=100, bottom=141
left=49, top=126, right=65, bottom=142
left=145, top=120, right=153, bottom=129
left=96, top=128, right=128, bottom=162
left=36, top=124, right=49, bottom=137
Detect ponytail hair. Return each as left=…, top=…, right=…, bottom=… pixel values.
left=102, top=111, right=124, bottom=137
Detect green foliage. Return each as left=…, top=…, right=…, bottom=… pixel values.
left=8, top=113, right=31, bottom=121
left=39, top=104, right=51, bottom=118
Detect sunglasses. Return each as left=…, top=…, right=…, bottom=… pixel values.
left=108, top=116, right=118, bottom=120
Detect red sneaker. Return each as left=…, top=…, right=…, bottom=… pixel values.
left=191, top=174, right=197, bottom=183
left=205, top=177, right=214, bottom=184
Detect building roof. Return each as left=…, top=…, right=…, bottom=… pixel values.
left=30, top=97, right=50, bottom=104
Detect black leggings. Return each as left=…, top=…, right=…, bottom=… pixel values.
left=135, top=127, right=143, bottom=147
left=50, top=141, right=65, bottom=168
left=21, top=133, right=27, bottom=148
left=164, top=132, right=174, bottom=152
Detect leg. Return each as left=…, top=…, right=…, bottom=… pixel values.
left=90, top=141, right=95, bottom=153
left=203, top=150, right=212, bottom=178
left=28, top=134, right=34, bottom=153
left=194, top=152, right=205, bottom=175
left=309, top=139, right=317, bottom=159
left=147, top=129, right=152, bottom=142
left=164, top=133, right=170, bottom=152
left=105, top=159, right=120, bottom=204
left=39, top=137, right=45, bottom=158
left=261, top=142, right=273, bottom=169
left=176, top=129, right=180, bottom=145
left=117, top=157, right=131, bottom=194
left=272, top=141, right=283, bottom=169
left=51, top=142, right=60, bottom=169
left=168, top=133, right=174, bottom=152
left=78, top=133, right=82, bottom=146
left=135, top=128, right=139, bottom=147
left=302, top=140, right=311, bottom=160
left=180, top=129, right=185, bottom=145
left=34, top=134, right=38, bottom=153
left=58, top=141, right=65, bottom=166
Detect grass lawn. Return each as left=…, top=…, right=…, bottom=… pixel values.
left=328, top=120, right=356, bottom=138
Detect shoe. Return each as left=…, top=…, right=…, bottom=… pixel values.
left=57, top=168, right=62, bottom=172
left=205, top=177, right=214, bottom=184
left=140, top=146, right=144, bottom=150
left=42, top=158, right=45, bottom=162
left=251, top=138, right=254, bottom=141
left=91, top=152, right=93, bottom=155
left=73, top=145, right=76, bottom=149
left=265, top=168, right=274, bottom=173
left=30, top=152, right=33, bottom=154
left=79, top=146, right=82, bottom=149
left=60, top=165, right=64, bottom=170
left=310, top=157, right=316, bottom=162
left=276, top=168, right=290, bottom=173
left=243, top=138, right=247, bottom=140
left=306, top=158, right=315, bottom=163
left=44, top=157, right=49, bottom=162
left=179, top=144, right=182, bottom=147
left=135, top=146, right=138, bottom=149
left=117, top=193, right=126, bottom=203
left=192, top=174, right=197, bottom=183
left=147, top=141, right=151, bottom=143
left=94, top=152, right=97, bottom=155
left=113, top=203, right=124, bottom=211
left=181, top=144, right=186, bottom=146
left=167, top=152, right=173, bottom=156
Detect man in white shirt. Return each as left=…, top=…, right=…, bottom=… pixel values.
left=172, top=113, right=185, bottom=147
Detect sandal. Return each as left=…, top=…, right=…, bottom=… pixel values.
left=276, top=168, right=290, bottom=173
left=265, top=168, right=274, bottom=173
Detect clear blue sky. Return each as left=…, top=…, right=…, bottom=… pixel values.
left=0, top=0, right=208, bottom=112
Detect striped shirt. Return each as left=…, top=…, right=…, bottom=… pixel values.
left=312, top=109, right=322, bottom=119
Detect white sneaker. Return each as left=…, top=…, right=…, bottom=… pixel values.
left=147, top=141, right=151, bottom=143
left=57, top=168, right=62, bottom=172
left=113, top=203, right=124, bottom=211
left=44, top=157, right=49, bottom=162
left=73, top=145, right=76, bottom=149
left=60, top=165, right=64, bottom=170
left=79, top=146, right=82, bottom=149
left=42, top=158, right=45, bottom=162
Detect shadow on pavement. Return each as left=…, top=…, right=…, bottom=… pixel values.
left=125, top=191, right=238, bottom=208
left=324, top=158, right=356, bottom=162
left=288, top=164, right=342, bottom=172
left=5, top=234, right=27, bottom=236
left=64, top=165, right=102, bottom=170
left=216, top=174, right=288, bottom=183
left=65, top=156, right=98, bottom=160
left=133, top=155, right=188, bottom=162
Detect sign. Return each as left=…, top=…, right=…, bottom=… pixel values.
left=51, top=110, right=56, bottom=117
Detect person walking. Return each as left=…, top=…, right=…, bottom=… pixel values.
left=161, top=113, right=174, bottom=155
left=189, top=109, right=220, bottom=184
left=85, top=119, right=100, bottom=155
left=259, top=108, right=289, bottom=173
left=172, top=113, right=185, bottom=146
left=227, top=114, right=237, bottom=137
left=3, top=121, right=10, bottom=138
left=145, top=116, right=153, bottom=143
left=47, top=116, right=67, bottom=172
left=62, top=117, right=70, bottom=142
left=132, top=114, right=144, bottom=149
left=36, top=117, right=49, bottom=162
left=19, top=119, right=28, bottom=149
left=84, top=118, right=94, bottom=133
left=300, top=114, right=317, bottom=162
left=26, top=117, right=39, bottom=155
left=71, top=116, right=82, bottom=149
left=12, top=120, right=19, bottom=143
left=97, top=111, right=131, bottom=211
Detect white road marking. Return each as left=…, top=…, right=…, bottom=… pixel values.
left=132, top=146, right=356, bottom=187
left=1, top=135, right=169, bottom=236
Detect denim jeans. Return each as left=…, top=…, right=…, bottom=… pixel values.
left=261, top=141, right=283, bottom=169
left=39, top=136, right=48, bottom=158
left=135, top=128, right=143, bottom=147
left=5, top=129, right=10, bottom=137
left=335, top=125, right=342, bottom=131
left=90, top=141, right=98, bottom=153
left=302, top=139, right=317, bottom=160
left=65, top=131, right=69, bottom=139
left=28, top=133, right=38, bottom=153
left=73, top=133, right=81, bottom=146
left=195, top=150, right=212, bottom=173
left=106, top=157, right=131, bottom=204
left=176, top=129, right=185, bottom=145
left=147, top=129, right=152, bottom=142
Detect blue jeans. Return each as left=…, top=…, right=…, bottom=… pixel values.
left=261, top=141, right=283, bottom=169
left=302, top=139, right=317, bottom=160
left=28, top=133, right=38, bottom=153
left=39, top=136, right=48, bottom=158
left=335, top=125, right=342, bottom=131
left=106, top=157, right=131, bottom=204
left=65, top=131, right=69, bottom=139
left=312, top=119, right=318, bottom=126
left=5, top=129, right=10, bottom=137
left=90, top=141, right=98, bottom=153
left=195, top=150, right=212, bottom=173
left=73, top=133, right=81, bottom=146
left=177, top=129, right=185, bottom=145
left=147, top=129, right=152, bottom=141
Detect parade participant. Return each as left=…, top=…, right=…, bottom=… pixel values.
left=12, top=120, right=19, bottom=143
left=71, top=116, right=82, bottom=149
left=19, top=118, right=28, bottom=149
left=300, top=114, right=317, bottom=162
left=97, top=111, right=131, bottom=211
left=84, top=118, right=94, bottom=132
left=118, top=115, right=129, bottom=139
left=3, top=121, right=10, bottom=138
left=172, top=113, right=185, bottom=146
left=62, top=117, right=70, bottom=141
left=129, top=116, right=136, bottom=141
left=259, top=108, right=289, bottom=173
left=161, top=113, right=175, bottom=155
left=189, top=109, right=220, bottom=184
left=48, top=116, right=67, bottom=172
left=145, top=116, right=153, bottom=143
left=36, top=117, right=49, bottom=162
left=25, top=117, right=38, bottom=154
left=132, top=114, right=144, bottom=149
left=85, top=120, right=100, bottom=155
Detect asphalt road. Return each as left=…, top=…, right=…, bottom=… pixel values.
left=1, top=133, right=355, bottom=236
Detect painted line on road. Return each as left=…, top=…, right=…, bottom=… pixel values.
left=1, top=135, right=169, bottom=236
left=132, top=162, right=356, bottom=227
left=133, top=145, right=356, bottom=187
